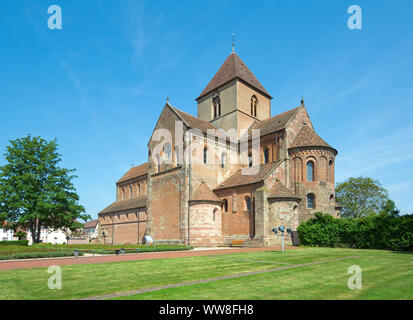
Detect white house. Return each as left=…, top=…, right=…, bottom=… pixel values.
left=26, top=227, right=68, bottom=245
left=0, top=223, right=16, bottom=241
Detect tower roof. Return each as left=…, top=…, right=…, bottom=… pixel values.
left=196, top=52, right=271, bottom=100
left=190, top=182, right=222, bottom=203
left=267, top=181, right=300, bottom=200
left=289, top=125, right=337, bottom=155
left=117, top=163, right=149, bottom=184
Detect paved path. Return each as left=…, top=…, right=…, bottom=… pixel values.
left=0, top=246, right=298, bottom=271
left=81, top=256, right=359, bottom=300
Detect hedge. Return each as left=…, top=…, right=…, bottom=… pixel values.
left=0, top=250, right=80, bottom=260
left=297, top=212, right=413, bottom=251
left=0, top=240, right=29, bottom=246
left=90, top=246, right=194, bottom=255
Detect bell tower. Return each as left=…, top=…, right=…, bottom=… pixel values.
left=196, top=52, right=272, bottom=137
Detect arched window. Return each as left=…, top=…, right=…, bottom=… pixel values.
left=264, top=147, right=269, bottom=164
left=307, top=161, right=315, bottom=181
left=221, top=152, right=226, bottom=168
left=329, top=194, right=334, bottom=205
left=307, top=194, right=315, bottom=209
left=223, top=199, right=228, bottom=212
left=248, top=152, right=253, bottom=167
left=122, top=188, right=125, bottom=200
left=245, top=196, right=251, bottom=211
left=213, top=208, right=217, bottom=221
left=129, top=185, right=132, bottom=199
left=213, top=95, right=221, bottom=118
left=138, top=183, right=141, bottom=197
left=203, top=147, right=208, bottom=164
left=328, top=160, right=333, bottom=182
left=251, top=96, right=258, bottom=117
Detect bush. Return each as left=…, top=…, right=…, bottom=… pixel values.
left=0, top=240, right=29, bottom=246
left=297, top=212, right=413, bottom=251
left=0, top=250, right=79, bottom=260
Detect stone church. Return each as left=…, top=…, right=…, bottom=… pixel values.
left=98, top=52, right=341, bottom=246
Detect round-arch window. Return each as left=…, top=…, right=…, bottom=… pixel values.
left=307, top=161, right=315, bottom=181
left=307, top=194, right=315, bottom=209
left=264, top=148, right=269, bottom=164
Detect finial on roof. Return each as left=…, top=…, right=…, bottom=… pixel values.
left=301, top=97, right=305, bottom=105
left=166, top=97, right=170, bottom=104
left=232, top=33, right=236, bottom=53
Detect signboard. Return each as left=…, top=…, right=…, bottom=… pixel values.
left=144, top=235, right=153, bottom=245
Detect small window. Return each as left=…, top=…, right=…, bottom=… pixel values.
left=251, top=96, right=258, bottom=117
left=223, top=199, right=228, bottom=212
left=245, top=196, right=251, bottom=211
left=203, top=147, right=208, bottom=164
left=129, top=185, right=132, bottom=199
left=307, top=161, right=315, bottom=181
left=307, top=194, right=315, bottom=209
left=138, top=183, right=141, bottom=197
left=248, top=152, right=253, bottom=167
left=264, top=148, right=269, bottom=164
left=122, top=188, right=125, bottom=200
left=213, top=208, right=217, bottom=221
left=221, top=152, right=226, bottom=168
left=213, top=95, right=221, bottom=118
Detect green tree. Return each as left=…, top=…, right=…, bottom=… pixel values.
left=0, top=135, right=90, bottom=243
left=379, top=199, right=400, bottom=217
left=336, top=177, right=390, bottom=218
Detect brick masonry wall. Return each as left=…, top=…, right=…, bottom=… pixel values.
left=189, top=202, right=222, bottom=246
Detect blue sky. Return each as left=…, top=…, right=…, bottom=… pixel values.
left=1, top=0, right=412, bottom=219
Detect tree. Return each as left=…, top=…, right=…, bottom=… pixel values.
left=379, top=199, right=400, bottom=217
left=336, top=177, right=390, bottom=218
left=0, top=135, right=90, bottom=243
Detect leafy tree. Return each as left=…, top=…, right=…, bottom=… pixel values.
left=0, top=135, right=90, bottom=243
left=336, top=177, right=390, bottom=218
left=379, top=199, right=400, bottom=217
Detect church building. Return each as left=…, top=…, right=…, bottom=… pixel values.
left=98, top=52, right=341, bottom=246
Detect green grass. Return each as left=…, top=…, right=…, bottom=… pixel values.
left=1, top=247, right=412, bottom=300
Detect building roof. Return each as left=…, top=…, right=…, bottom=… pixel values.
left=197, top=52, right=271, bottom=100
left=249, top=106, right=301, bottom=137
left=170, top=105, right=216, bottom=134
left=289, top=125, right=337, bottom=154
left=215, top=162, right=280, bottom=190
left=84, top=219, right=98, bottom=228
left=267, top=181, right=300, bottom=200
left=117, top=163, right=149, bottom=184
left=99, top=196, right=147, bottom=214
left=190, top=182, right=222, bottom=203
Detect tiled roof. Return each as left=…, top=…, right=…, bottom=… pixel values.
left=197, top=52, right=271, bottom=100
left=289, top=125, right=337, bottom=154
left=117, top=163, right=149, bottom=184
left=170, top=105, right=216, bottom=134
left=215, top=162, right=280, bottom=190
left=249, top=106, right=301, bottom=137
left=84, top=220, right=98, bottom=228
left=268, top=181, right=300, bottom=200
left=99, top=196, right=147, bottom=214
left=190, top=182, right=222, bottom=203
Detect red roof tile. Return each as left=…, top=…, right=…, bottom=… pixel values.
left=117, top=163, right=149, bottom=184
left=99, top=196, right=147, bottom=214
left=170, top=105, right=216, bottom=134
left=84, top=220, right=98, bottom=228
left=289, top=125, right=337, bottom=154
left=249, top=106, right=301, bottom=137
left=215, top=162, right=280, bottom=190
left=268, top=181, right=300, bottom=200
left=190, top=182, right=222, bottom=203
left=197, top=53, right=271, bottom=100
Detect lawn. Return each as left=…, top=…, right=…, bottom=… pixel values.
left=1, top=247, right=412, bottom=300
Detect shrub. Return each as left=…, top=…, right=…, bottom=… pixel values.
left=0, top=250, right=79, bottom=260
left=297, top=212, right=413, bottom=251
left=0, top=240, right=29, bottom=246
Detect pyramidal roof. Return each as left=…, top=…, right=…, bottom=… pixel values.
left=190, top=182, right=222, bottom=203
left=289, top=125, right=337, bottom=155
left=268, top=181, right=300, bottom=200
left=197, top=52, right=271, bottom=100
